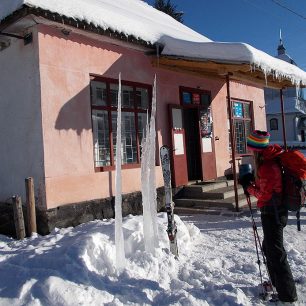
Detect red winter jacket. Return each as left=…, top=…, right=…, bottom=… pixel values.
left=247, top=145, right=283, bottom=208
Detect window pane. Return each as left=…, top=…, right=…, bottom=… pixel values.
left=92, top=110, right=110, bottom=166
left=233, top=102, right=243, bottom=118
left=112, top=112, right=137, bottom=164
left=172, top=108, right=183, bottom=129
left=244, top=103, right=250, bottom=118
left=110, top=84, right=119, bottom=107
left=136, top=87, right=149, bottom=109
left=192, top=93, right=201, bottom=104
left=110, top=84, right=134, bottom=108
left=200, top=93, right=211, bottom=109
left=235, top=120, right=246, bottom=154
left=270, top=118, right=278, bottom=130
left=122, top=85, right=134, bottom=108
left=245, top=120, right=251, bottom=138
left=182, top=92, right=192, bottom=104
left=230, top=100, right=252, bottom=154
left=91, top=81, right=107, bottom=106
left=138, top=112, right=149, bottom=157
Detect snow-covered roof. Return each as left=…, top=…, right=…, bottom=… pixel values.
left=161, top=37, right=306, bottom=87
left=0, top=0, right=211, bottom=45
left=1, top=0, right=306, bottom=86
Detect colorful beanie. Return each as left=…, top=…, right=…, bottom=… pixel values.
left=247, top=130, right=270, bottom=151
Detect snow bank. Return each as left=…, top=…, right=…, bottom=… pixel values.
left=0, top=212, right=305, bottom=305
left=0, top=213, right=198, bottom=305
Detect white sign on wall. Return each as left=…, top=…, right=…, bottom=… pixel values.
left=174, top=134, right=184, bottom=155
left=202, top=138, right=212, bottom=152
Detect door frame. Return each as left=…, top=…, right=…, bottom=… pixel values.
left=182, top=107, right=203, bottom=181
left=179, top=86, right=217, bottom=182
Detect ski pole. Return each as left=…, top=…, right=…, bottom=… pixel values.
left=246, top=195, right=277, bottom=298
left=246, top=196, right=266, bottom=265
left=296, top=210, right=301, bottom=232
left=247, top=196, right=264, bottom=292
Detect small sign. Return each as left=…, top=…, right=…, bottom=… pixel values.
left=234, top=102, right=243, bottom=118
left=174, top=133, right=184, bottom=155
left=202, top=138, right=212, bottom=152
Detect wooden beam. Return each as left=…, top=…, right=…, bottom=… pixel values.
left=154, top=62, right=225, bottom=81
left=12, top=195, right=26, bottom=240
left=153, top=57, right=251, bottom=74
left=25, top=177, right=37, bottom=236
left=152, top=56, right=302, bottom=89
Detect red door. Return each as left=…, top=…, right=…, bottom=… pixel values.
left=198, top=108, right=217, bottom=180
left=169, top=105, right=188, bottom=187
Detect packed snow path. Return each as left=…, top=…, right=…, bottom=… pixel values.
left=0, top=212, right=305, bottom=305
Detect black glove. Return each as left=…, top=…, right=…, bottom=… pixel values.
left=239, top=173, right=254, bottom=196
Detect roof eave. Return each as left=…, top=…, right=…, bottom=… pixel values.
left=152, top=55, right=304, bottom=89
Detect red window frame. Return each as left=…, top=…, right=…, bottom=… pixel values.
left=90, top=75, right=152, bottom=172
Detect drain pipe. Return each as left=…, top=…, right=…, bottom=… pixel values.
left=280, top=88, right=287, bottom=150
left=226, top=74, right=239, bottom=212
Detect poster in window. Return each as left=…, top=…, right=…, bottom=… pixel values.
left=234, top=102, right=243, bottom=118
left=182, top=92, right=191, bottom=104
left=200, top=108, right=212, bottom=138
left=192, top=93, right=200, bottom=104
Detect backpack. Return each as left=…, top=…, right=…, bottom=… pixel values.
left=278, top=149, right=306, bottom=231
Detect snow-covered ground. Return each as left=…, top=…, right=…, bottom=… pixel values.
left=0, top=211, right=305, bottom=306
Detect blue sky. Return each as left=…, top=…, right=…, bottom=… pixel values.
left=146, top=0, right=306, bottom=70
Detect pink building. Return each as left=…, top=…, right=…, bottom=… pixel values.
left=1, top=1, right=305, bottom=235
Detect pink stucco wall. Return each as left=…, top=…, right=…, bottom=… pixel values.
left=37, top=24, right=266, bottom=209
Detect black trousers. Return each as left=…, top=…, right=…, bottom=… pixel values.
left=261, top=207, right=297, bottom=302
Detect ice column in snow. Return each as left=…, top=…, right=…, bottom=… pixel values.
left=141, top=75, right=158, bottom=254
left=115, top=73, right=126, bottom=270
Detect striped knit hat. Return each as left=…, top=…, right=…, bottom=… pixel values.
left=247, top=130, right=270, bottom=151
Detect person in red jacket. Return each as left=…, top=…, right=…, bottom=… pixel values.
left=241, top=130, right=297, bottom=303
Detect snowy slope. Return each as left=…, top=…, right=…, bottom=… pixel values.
left=0, top=212, right=305, bottom=305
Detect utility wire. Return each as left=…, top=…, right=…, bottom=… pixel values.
left=270, top=0, right=306, bottom=20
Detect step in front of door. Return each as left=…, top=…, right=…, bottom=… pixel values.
left=183, top=185, right=245, bottom=200
left=174, top=194, right=257, bottom=210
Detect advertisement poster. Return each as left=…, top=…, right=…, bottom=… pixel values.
left=200, top=108, right=212, bottom=138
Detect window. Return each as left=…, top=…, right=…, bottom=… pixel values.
left=230, top=100, right=253, bottom=154
left=90, top=77, right=151, bottom=169
left=270, top=118, right=278, bottom=131
left=182, top=90, right=211, bottom=107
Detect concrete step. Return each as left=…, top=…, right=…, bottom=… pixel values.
left=183, top=184, right=244, bottom=200
left=194, top=180, right=234, bottom=191
left=201, top=186, right=245, bottom=199
left=174, top=194, right=257, bottom=210
left=173, top=206, right=247, bottom=216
